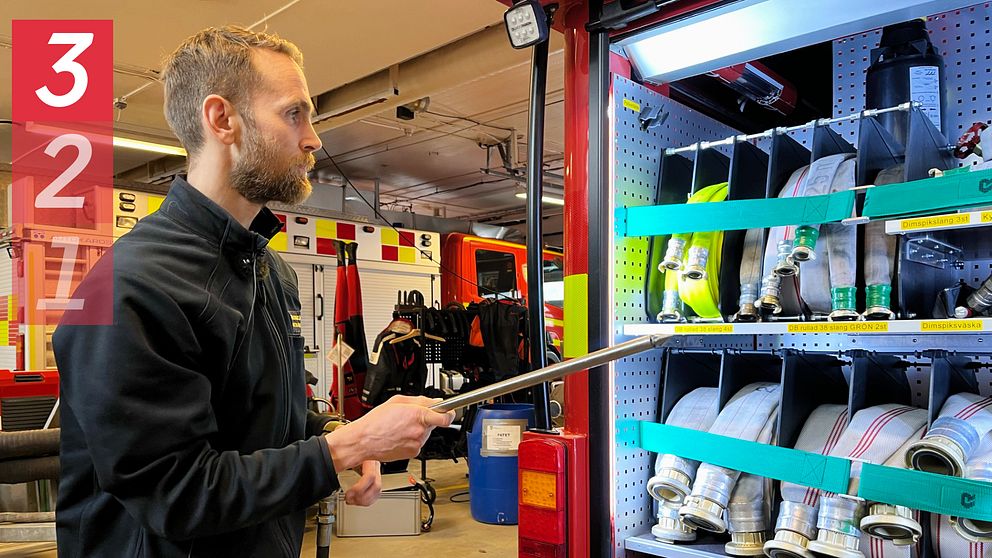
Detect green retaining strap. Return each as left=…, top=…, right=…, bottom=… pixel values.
left=862, top=168, right=992, bottom=219
left=618, top=191, right=856, bottom=237
left=637, top=422, right=852, bottom=494
left=859, top=463, right=992, bottom=521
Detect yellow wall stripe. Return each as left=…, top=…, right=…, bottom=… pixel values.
left=563, top=273, right=588, bottom=358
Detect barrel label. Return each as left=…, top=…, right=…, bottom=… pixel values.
left=482, top=418, right=528, bottom=457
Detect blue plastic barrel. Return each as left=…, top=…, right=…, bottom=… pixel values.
left=467, top=403, right=535, bottom=525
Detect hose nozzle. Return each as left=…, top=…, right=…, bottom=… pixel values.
left=791, top=226, right=819, bottom=263
left=774, top=241, right=800, bottom=277
left=757, top=274, right=783, bottom=314
left=662, top=237, right=687, bottom=272
left=863, top=284, right=894, bottom=321
left=682, top=245, right=709, bottom=281
left=764, top=501, right=818, bottom=558
left=679, top=467, right=736, bottom=533
left=905, top=416, right=980, bottom=478
left=860, top=503, right=921, bottom=545
left=829, top=286, right=859, bottom=322
left=735, top=284, right=760, bottom=322
left=652, top=500, right=697, bottom=543
left=647, top=454, right=696, bottom=503
left=659, top=290, right=684, bottom=323
left=805, top=496, right=866, bottom=558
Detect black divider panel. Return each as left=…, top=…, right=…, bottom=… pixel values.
left=905, top=107, right=955, bottom=182
left=659, top=350, right=722, bottom=423
left=812, top=124, right=857, bottom=161
left=927, top=352, right=979, bottom=426
left=765, top=133, right=812, bottom=319
left=720, top=141, right=770, bottom=320
left=691, top=148, right=730, bottom=194
left=718, top=350, right=783, bottom=410
left=644, top=154, right=694, bottom=321
left=849, top=352, right=915, bottom=416
left=856, top=116, right=904, bottom=186
left=779, top=351, right=850, bottom=449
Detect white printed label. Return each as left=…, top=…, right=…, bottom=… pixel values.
left=327, top=339, right=355, bottom=365
left=910, top=66, right=941, bottom=132
left=481, top=418, right=528, bottom=457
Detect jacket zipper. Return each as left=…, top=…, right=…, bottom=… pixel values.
left=259, top=275, right=291, bottom=445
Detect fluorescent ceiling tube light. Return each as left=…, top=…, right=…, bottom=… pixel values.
left=516, top=192, right=565, bottom=206
left=619, top=0, right=973, bottom=83
left=112, top=136, right=187, bottom=157
left=23, top=122, right=187, bottom=157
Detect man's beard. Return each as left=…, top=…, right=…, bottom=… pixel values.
left=230, top=126, right=315, bottom=205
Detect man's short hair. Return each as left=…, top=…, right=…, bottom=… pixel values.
left=161, top=26, right=304, bottom=158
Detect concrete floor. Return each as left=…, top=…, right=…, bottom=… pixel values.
left=0, top=459, right=517, bottom=557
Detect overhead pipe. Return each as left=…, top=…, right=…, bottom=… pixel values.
left=0, top=429, right=59, bottom=460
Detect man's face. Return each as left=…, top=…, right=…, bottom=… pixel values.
left=230, top=49, right=321, bottom=205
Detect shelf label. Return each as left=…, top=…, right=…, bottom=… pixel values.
left=900, top=213, right=972, bottom=230
left=673, top=324, right=734, bottom=334
left=920, top=320, right=984, bottom=332
left=981, top=211, right=992, bottom=223
left=787, top=322, right=890, bottom=333
left=622, top=98, right=641, bottom=112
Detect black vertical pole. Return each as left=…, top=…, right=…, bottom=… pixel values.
left=587, top=12, right=613, bottom=557
left=526, top=13, right=553, bottom=433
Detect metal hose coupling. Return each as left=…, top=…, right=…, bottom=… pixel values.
left=764, top=501, right=818, bottom=558
left=863, top=284, right=895, bottom=321
left=679, top=465, right=739, bottom=534
left=662, top=237, right=687, bottom=271
left=905, top=416, right=982, bottom=478
left=860, top=504, right=921, bottom=545
left=966, top=275, right=992, bottom=315
left=774, top=240, right=800, bottom=277
left=682, top=245, right=710, bottom=281
left=828, top=287, right=859, bottom=322
left=652, top=500, right=697, bottom=544
left=735, top=283, right=760, bottom=322
left=791, top=226, right=820, bottom=263
left=805, top=495, right=866, bottom=558
left=757, top=274, right=783, bottom=314
left=951, top=453, right=992, bottom=541
left=647, top=454, right=697, bottom=503
left=659, top=290, right=684, bottom=323
left=726, top=475, right=772, bottom=556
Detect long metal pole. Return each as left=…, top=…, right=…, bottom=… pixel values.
left=430, top=335, right=670, bottom=413
left=526, top=18, right=553, bottom=432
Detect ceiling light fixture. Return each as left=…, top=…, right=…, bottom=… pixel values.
left=23, top=122, right=187, bottom=157
left=515, top=192, right=565, bottom=206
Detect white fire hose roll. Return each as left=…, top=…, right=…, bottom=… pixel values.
left=789, top=154, right=854, bottom=264
left=823, top=158, right=859, bottom=321
left=737, top=226, right=765, bottom=322
left=863, top=165, right=904, bottom=320
left=727, top=417, right=779, bottom=556
left=933, top=513, right=992, bottom=557
left=759, top=166, right=810, bottom=314
left=648, top=387, right=721, bottom=503
left=860, top=427, right=927, bottom=546
left=905, top=392, right=992, bottom=478
left=951, top=434, right=992, bottom=542
left=807, top=404, right=928, bottom=558
left=765, top=404, right=850, bottom=558
left=680, top=382, right=782, bottom=534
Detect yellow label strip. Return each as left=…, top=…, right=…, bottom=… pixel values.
left=787, top=322, right=890, bottom=333
left=674, top=324, right=735, bottom=334
left=900, top=213, right=972, bottom=230
left=622, top=98, right=641, bottom=112
left=919, top=320, right=984, bottom=332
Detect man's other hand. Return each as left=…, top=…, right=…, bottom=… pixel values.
left=344, top=460, right=381, bottom=506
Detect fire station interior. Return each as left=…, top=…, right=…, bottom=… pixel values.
left=2, top=1, right=992, bottom=557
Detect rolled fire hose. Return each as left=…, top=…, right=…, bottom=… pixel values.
left=790, top=154, right=854, bottom=263
left=726, top=417, right=779, bottom=556
left=860, top=426, right=927, bottom=547
left=662, top=183, right=730, bottom=272
left=0, top=455, right=60, bottom=484
left=648, top=387, right=721, bottom=503
left=649, top=387, right=721, bottom=543
left=950, top=434, right=992, bottom=542
left=807, top=404, right=928, bottom=558
left=765, top=404, right=850, bottom=558
left=736, top=227, right=765, bottom=322
left=905, top=392, right=992, bottom=478
left=933, top=513, right=992, bottom=557
left=824, top=158, right=860, bottom=321
left=679, top=184, right=729, bottom=319
left=759, top=166, right=811, bottom=313
left=863, top=165, right=904, bottom=320
left=659, top=266, right=684, bottom=323
left=680, top=382, right=781, bottom=534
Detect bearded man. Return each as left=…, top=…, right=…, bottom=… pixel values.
left=52, top=26, right=453, bottom=558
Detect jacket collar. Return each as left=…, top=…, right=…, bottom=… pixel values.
left=161, top=175, right=283, bottom=253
